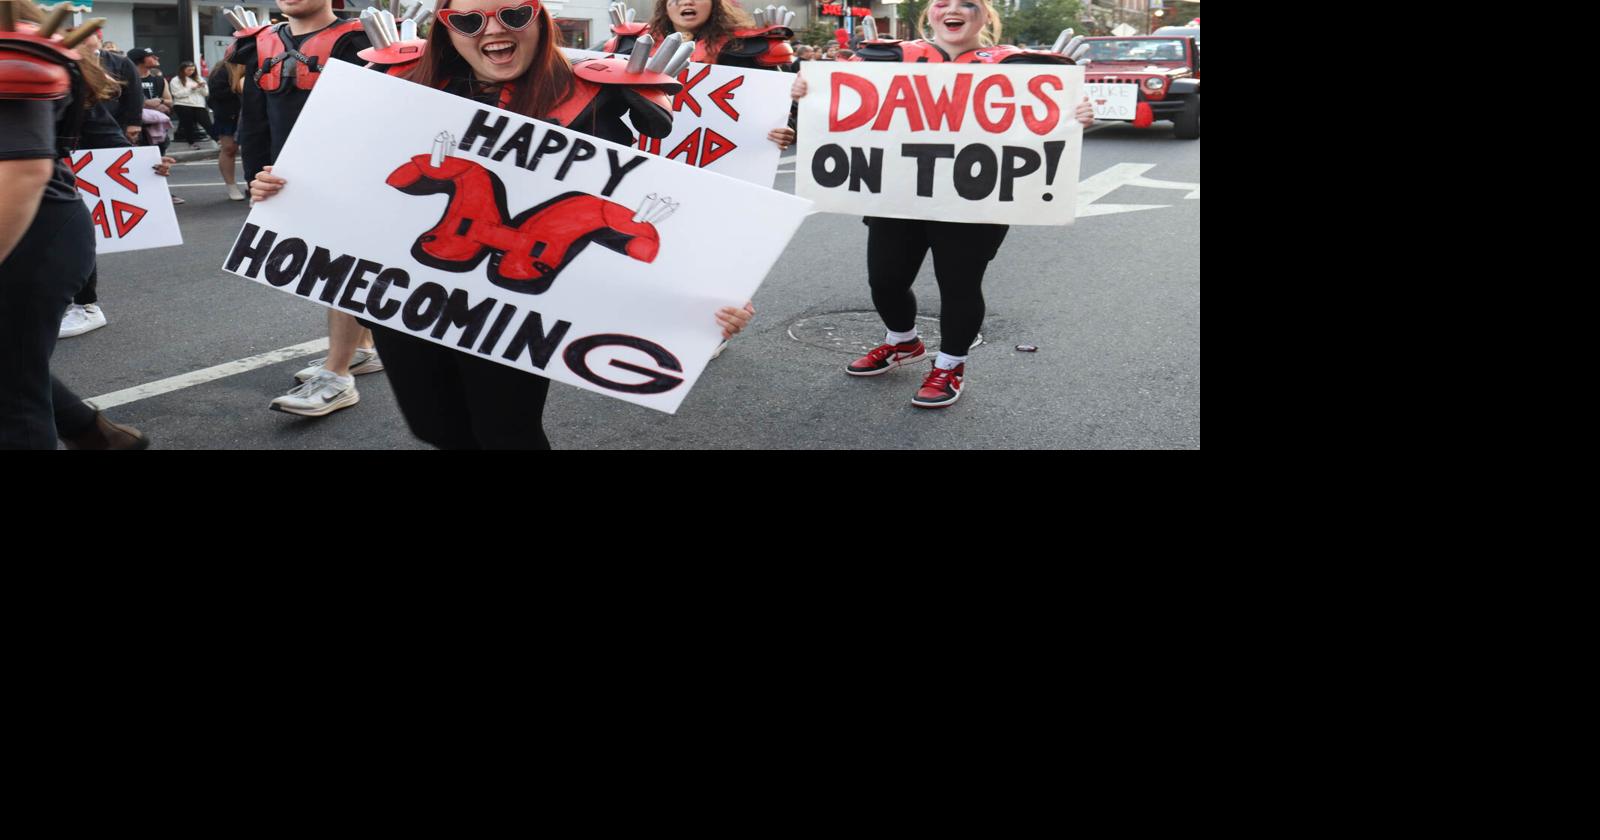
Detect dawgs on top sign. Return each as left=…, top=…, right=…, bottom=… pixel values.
left=796, top=62, right=1085, bottom=226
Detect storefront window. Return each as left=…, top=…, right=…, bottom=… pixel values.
left=557, top=18, right=588, bottom=49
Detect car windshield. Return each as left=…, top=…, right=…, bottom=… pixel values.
left=1084, top=39, right=1188, bottom=62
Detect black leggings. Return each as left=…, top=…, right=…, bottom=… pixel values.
left=74, top=263, right=98, bottom=306
left=174, top=105, right=212, bottom=143
left=865, top=217, right=1008, bottom=356
left=368, top=324, right=552, bottom=450
left=0, top=199, right=95, bottom=449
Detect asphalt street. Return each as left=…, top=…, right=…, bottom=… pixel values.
left=50, top=122, right=1200, bottom=449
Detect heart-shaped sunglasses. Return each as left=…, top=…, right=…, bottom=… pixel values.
left=436, top=0, right=542, bottom=37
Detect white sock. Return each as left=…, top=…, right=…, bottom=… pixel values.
left=886, top=328, right=919, bottom=345
left=323, top=370, right=354, bottom=385
left=934, top=353, right=966, bottom=371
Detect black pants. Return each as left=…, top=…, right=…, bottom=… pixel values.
left=174, top=105, right=212, bottom=143
left=74, top=263, right=98, bottom=306
left=0, top=199, right=95, bottom=449
left=865, top=217, right=1009, bottom=356
left=53, top=377, right=98, bottom=438
left=368, top=325, right=552, bottom=450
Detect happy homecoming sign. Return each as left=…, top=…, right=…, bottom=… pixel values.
left=222, top=60, right=811, bottom=414
left=796, top=62, right=1084, bottom=226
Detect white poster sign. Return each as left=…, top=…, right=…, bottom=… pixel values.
left=221, top=60, right=811, bottom=414
left=566, top=48, right=792, bottom=187
left=796, top=62, right=1084, bottom=225
left=1084, top=82, right=1137, bottom=121
left=69, top=145, right=183, bottom=254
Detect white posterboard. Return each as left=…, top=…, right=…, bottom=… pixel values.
left=1084, top=82, right=1137, bottom=121
left=220, top=60, right=811, bottom=414
left=68, top=146, right=183, bottom=254
left=796, top=62, right=1084, bottom=226
left=565, top=48, right=792, bottom=187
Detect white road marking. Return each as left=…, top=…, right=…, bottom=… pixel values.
left=85, top=338, right=330, bottom=410
left=1076, top=163, right=1199, bottom=217
left=92, top=157, right=1196, bottom=408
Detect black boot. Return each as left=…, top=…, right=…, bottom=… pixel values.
left=61, top=412, right=150, bottom=450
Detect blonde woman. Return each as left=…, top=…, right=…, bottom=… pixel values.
left=792, top=0, right=1094, bottom=408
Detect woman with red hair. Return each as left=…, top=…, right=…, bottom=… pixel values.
left=603, top=0, right=796, bottom=150
left=251, top=0, right=755, bottom=448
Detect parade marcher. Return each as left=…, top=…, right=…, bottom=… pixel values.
left=791, top=4, right=1094, bottom=407
left=250, top=0, right=755, bottom=449
left=168, top=60, right=212, bottom=147
left=59, top=25, right=177, bottom=339
left=601, top=0, right=795, bottom=358
left=227, top=0, right=382, bottom=417
left=205, top=57, right=247, bottom=200
left=601, top=0, right=795, bottom=148
left=1, top=0, right=150, bottom=449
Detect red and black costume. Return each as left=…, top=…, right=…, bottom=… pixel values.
left=350, top=41, right=681, bottom=449
left=602, top=21, right=795, bottom=70
left=854, top=39, right=1072, bottom=66
left=600, top=20, right=797, bottom=135
left=228, top=17, right=371, bottom=183
left=0, top=21, right=106, bottom=448
left=851, top=40, right=1074, bottom=367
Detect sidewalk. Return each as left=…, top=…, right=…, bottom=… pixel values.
left=169, top=138, right=222, bottom=162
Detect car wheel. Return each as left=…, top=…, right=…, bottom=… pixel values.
left=1173, top=94, right=1200, bottom=139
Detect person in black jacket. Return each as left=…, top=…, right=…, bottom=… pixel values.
left=1, top=0, right=149, bottom=450
left=205, top=58, right=246, bottom=200
left=228, top=0, right=378, bottom=417
left=58, top=25, right=176, bottom=340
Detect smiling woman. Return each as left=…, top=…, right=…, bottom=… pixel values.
left=248, top=0, right=756, bottom=449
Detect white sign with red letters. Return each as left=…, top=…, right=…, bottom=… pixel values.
left=796, top=62, right=1084, bottom=225
left=1084, top=82, right=1137, bottom=121
left=68, top=146, right=183, bottom=254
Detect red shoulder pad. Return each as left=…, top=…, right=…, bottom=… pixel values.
left=997, top=48, right=1074, bottom=65
left=0, top=27, right=81, bottom=101
left=857, top=38, right=933, bottom=63
left=719, top=29, right=795, bottom=67
left=731, top=25, right=795, bottom=40
left=358, top=39, right=427, bottom=68
left=611, top=22, right=648, bottom=38
left=232, top=23, right=270, bottom=39
left=570, top=56, right=682, bottom=95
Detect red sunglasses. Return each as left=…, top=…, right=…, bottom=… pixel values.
left=437, top=0, right=542, bottom=37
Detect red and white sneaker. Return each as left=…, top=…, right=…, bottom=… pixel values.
left=846, top=338, right=927, bottom=376
left=912, top=363, right=964, bottom=408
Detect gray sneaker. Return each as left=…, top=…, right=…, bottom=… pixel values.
left=270, top=370, right=359, bottom=417
left=294, top=347, right=384, bottom=382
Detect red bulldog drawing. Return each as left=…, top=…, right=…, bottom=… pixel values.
left=386, top=148, right=677, bottom=296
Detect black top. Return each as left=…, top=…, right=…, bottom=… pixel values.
left=138, top=71, right=166, bottom=103
left=0, top=99, right=80, bottom=203
left=231, top=22, right=371, bottom=182
left=206, top=60, right=240, bottom=122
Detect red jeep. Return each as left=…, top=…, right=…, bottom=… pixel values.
left=1080, top=35, right=1200, bottom=139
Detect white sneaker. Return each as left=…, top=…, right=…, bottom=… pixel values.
left=227, top=184, right=245, bottom=201
left=294, top=347, right=384, bottom=383
left=59, top=303, right=107, bottom=338
left=270, top=371, right=359, bottom=417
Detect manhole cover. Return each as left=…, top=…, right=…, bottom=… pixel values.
left=787, top=311, right=983, bottom=357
